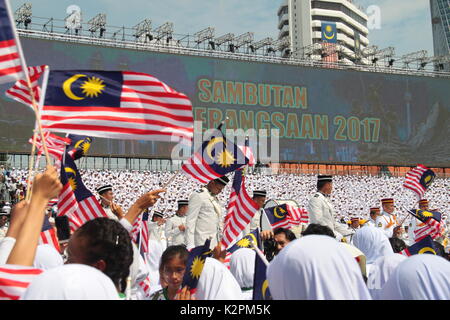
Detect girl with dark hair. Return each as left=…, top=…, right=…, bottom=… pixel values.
left=66, top=218, right=134, bottom=297
left=150, top=245, right=189, bottom=300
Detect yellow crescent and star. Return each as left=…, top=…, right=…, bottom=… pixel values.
left=64, top=167, right=78, bottom=191
left=206, top=137, right=235, bottom=168
left=274, top=206, right=286, bottom=219
left=418, top=247, right=436, bottom=255
left=323, top=24, right=336, bottom=40
left=74, top=138, right=92, bottom=155
left=63, top=74, right=106, bottom=100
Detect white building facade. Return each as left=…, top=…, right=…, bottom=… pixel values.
left=278, top=0, right=369, bottom=64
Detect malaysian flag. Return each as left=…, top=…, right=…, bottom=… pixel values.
left=221, top=169, right=259, bottom=248
left=403, top=165, right=436, bottom=199
left=408, top=209, right=445, bottom=242
left=181, top=126, right=249, bottom=184
left=223, top=229, right=261, bottom=268
left=5, top=65, right=46, bottom=107
left=264, top=204, right=308, bottom=230
left=182, top=239, right=212, bottom=294
left=27, top=131, right=72, bottom=160
left=65, top=134, right=93, bottom=160
left=400, top=235, right=437, bottom=256
left=0, top=0, right=23, bottom=84
left=40, top=70, right=193, bottom=143
left=131, top=211, right=150, bottom=258
left=0, top=265, right=43, bottom=300
left=238, top=138, right=255, bottom=166
left=58, top=152, right=107, bottom=231
left=39, top=215, right=60, bottom=252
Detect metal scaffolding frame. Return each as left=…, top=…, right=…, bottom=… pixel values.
left=11, top=14, right=450, bottom=79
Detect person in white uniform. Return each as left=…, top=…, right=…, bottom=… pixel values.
left=375, top=198, right=398, bottom=238
left=307, top=175, right=350, bottom=241
left=165, top=200, right=188, bottom=246
left=365, top=207, right=380, bottom=227
left=96, top=185, right=124, bottom=221
left=185, top=176, right=229, bottom=250
left=148, top=211, right=167, bottom=250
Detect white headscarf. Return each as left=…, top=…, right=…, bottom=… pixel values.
left=33, top=244, right=64, bottom=270
left=267, top=235, right=372, bottom=300
left=367, top=253, right=406, bottom=300
left=196, top=257, right=244, bottom=300
left=379, top=254, right=450, bottom=300
left=352, top=226, right=394, bottom=275
left=229, top=248, right=255, bottom=300
left=21, top=264, right=119, bottom=300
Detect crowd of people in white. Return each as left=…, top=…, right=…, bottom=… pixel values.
left=0, top=167, right=449, bottom=300
left=5, top=168, right=449, bottom=223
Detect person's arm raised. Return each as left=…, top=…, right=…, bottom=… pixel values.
left=123, top=189, right=166, bottom=225
left=6, top=166, right=62, bottom=266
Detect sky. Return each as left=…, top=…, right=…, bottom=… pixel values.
left=10, top=0, right=434, bottom=57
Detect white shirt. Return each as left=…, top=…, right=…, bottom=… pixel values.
left=165, top=214, right=187, bottom=246
left=185, top=187, right=223, bottom=249
left=375, top=211, right=398, bottom=238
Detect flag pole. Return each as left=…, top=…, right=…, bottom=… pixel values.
left=4, top=0, right=51, bottom=164
left=25, top=129, right=38, bottom=201
left=250, top=239, right=269, bottom=267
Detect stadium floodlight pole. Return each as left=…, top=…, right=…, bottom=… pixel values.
left=14, top=2, right=32, bottom=29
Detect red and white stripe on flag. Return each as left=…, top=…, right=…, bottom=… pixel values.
left=286, top=204, right=309, bottom=225
left=41, top=71, right=194, bottom=143
left=0, top=265, right=43, bottom=300
left=414, top=218, right=444, bottom=242
left=138, top=276, right=152, bottom=298
left=403, top=164, right=428, bottom=199
left=27, top=131, right=71, bottom=160
left=181, top=152, right=222, bottom=184
left=5, top=65, right=46, bottom=107
left=131, top=214, right=149, bottom=254
left=39, top=228, right=61, bottom=253
left=221, top=173, right=259, bottom=249
left=57, top=182, right=107, bottom=232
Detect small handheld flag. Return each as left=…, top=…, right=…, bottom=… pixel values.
left=58, top=153, right=107, bottom=231
left=224, top=229, right=261, bottom=268
left=39, top=215, right=60, bottom=252
left=264, top=203, right=308, bottom=229
left=400, top=235, right=437, bottom=256
left=181, top=126, right=249, bottom=184
left=40, top=70, right=193, bottom=143
left=221, top=169, right=259, bottom=248
left=0, top=0, right=24, bottom=84
left=181, top=239, right=213, bottom=293
left=407, top=209, right=445, bottom=242
left=403, top=165, right=435, bottom=199
left=251, top=229, right=272, bottom=300
left=66, top=134, right=93, bottom=160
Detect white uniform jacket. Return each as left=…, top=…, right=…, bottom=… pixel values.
left=307, top=192, right=350, bottom=240
left=165, top=214, right=187, bottom=246
left=185, top=187, right=223, bottom=249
